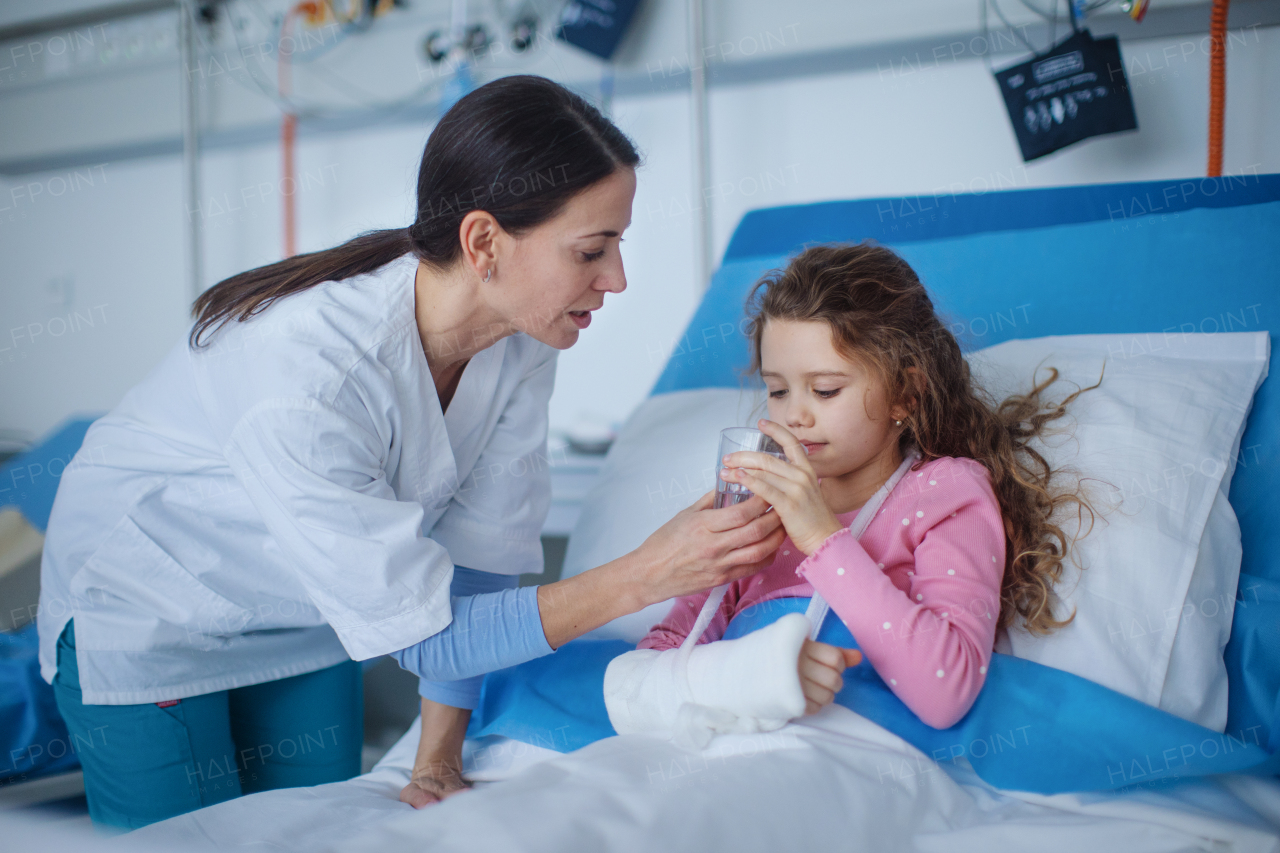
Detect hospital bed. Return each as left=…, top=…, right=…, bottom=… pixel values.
left=126, top=173, right=1280, bottom=850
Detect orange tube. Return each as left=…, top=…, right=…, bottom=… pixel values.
left=1207, top=0, right=1229, bottom=177
left=279, top=10, right=298, bottom=258
left=282, top=114, right=297, bottom=258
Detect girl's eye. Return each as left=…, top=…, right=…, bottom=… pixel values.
left=768, top=389, right=788, bottom=399
left=815, top=388, right=840, bottom=398
left=582, top=250, right=606, bottom=262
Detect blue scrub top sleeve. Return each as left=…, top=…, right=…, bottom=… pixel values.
left=389, top=586, right=553, bottom=683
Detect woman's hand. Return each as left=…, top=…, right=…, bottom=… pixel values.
left=535, top=490, right=786, bottom=650
left=631, top=489, right=787, bottom=603
left=399, top=699, right=472, bottom=809
left=400, top=759, right=468, bottom=808
left=535, top=490, right=785, bottom=649
left=798, top=639, right=862, bottom=714
left=720, top=419, right=844, bottom=555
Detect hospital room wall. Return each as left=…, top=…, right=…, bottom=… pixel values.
left=0, top=26, right=1276, bottom=442
left=563, top=27, right=1280, bottom=435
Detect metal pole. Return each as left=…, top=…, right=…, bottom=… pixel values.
left=687, top=0, right=712, bottom=293
left=178, top=0, right=203, bottom=302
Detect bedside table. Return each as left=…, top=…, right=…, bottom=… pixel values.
left=543, top=436, right=608, bottom=538
left=522, top=436, right=608, bottom=586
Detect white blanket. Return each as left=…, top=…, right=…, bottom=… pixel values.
left=129, top=705, right=1280, bottom=853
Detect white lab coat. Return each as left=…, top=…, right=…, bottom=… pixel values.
left=37, top=252, right=557, bottom=705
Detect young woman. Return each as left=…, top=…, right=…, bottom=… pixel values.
left=38, top=75, right=785, bottom=829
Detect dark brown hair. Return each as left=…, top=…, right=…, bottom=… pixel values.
left=190, top=75, right=640, bottom=348
left=745, top=242, right=1099, bottom=636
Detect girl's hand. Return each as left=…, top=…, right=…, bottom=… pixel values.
left=720, top=419, right=844, bottom=555
left=799, top=639, right=863, bottom=714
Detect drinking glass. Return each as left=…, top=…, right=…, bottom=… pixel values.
left=713, top=427, right=788, bottom=509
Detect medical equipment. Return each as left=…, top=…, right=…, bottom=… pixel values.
left=993, top=28, right=1138, bottom=161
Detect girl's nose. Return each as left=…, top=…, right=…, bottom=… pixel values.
left=786, top=401, right=814, bottom=429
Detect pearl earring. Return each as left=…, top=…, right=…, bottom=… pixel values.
left=895, top=419, right=902, bottom=426
left=483, top=268, right=493, bottom=283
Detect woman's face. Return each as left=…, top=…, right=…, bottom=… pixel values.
left=491, top=168, right=636, bottom=350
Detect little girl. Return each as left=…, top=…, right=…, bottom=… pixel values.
left=611, top=242, right=1094, bottom=735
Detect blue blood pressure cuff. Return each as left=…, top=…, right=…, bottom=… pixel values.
left=556, top=0, right=642, bottom=60
left=994, top=28, right=1138, bottom=161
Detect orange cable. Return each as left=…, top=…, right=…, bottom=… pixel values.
left=1207, top=0, right=1230, bottom=177
left=279, top=8, right=299, bottom=258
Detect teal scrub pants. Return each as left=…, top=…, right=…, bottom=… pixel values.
left=52, top=621, right=363, bottom=830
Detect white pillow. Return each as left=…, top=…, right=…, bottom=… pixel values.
left=1158, top=484, right=1240, bottom=729
left=974, top=332, right=1268, bottom=730
left=561, top=388, right=765, bottom=642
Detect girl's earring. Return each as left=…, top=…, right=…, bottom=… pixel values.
left=895, top=419, right=903, bottom=426
left=483, top=268, right=493, bottom=283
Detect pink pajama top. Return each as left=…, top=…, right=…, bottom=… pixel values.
left=638, top=456, right=1006, bottom=729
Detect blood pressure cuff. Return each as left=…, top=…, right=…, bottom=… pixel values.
left=557, top=0, right=642, bottom=60
left=994, top=28, right=1138, bottom=161
left=469, top=597, right=1280, bottom=794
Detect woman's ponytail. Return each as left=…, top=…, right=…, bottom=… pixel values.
left=190, top=228, right=411, bottom=347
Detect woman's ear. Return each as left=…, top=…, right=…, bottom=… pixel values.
left=457, top=210, right=500, bottom=281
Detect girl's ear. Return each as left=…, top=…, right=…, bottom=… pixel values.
left=896, top=366, right=926, bottom=418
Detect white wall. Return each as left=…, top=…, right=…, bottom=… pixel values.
left=564, top=24, right=1280, bottom=432
left=0, top=4, right=1276, bottom=441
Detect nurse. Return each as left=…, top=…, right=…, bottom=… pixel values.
left=37, top=74, right=785, bottom=829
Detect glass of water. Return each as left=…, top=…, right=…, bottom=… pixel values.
left=714, top=427, right=788, bottom=509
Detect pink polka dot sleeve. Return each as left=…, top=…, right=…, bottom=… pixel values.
left=636, top=585, right=739, bottom=651
left=797, top=458, right=1006, bottom=729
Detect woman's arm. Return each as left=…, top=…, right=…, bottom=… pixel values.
left=394, top=488, right=786, bottom=669
left=399, top=490, right=785, bottom=808
left=389, top=586, right=550, bottom=681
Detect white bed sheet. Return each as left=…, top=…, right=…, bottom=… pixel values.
left=130, top=706, right=1280, bottom=853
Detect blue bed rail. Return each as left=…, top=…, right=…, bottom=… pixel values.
left=0, top=417, right=99, bottom=784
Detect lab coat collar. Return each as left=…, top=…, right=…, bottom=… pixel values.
left=400, top=292, right=509, bottom=511
left=443, top=337, right=506, bottom=450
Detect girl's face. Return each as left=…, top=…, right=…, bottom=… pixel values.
left=759, top=319, right=905, bottom=480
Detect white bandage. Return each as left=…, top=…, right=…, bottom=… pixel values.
left=603, top=612, right=811, bottom=749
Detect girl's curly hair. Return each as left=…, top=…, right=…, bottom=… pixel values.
left=745, top=242, right=1099, bottom=636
